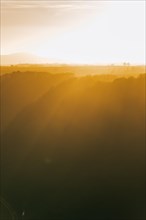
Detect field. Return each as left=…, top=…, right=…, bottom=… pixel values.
left=0, top=65, right=146, bottom=220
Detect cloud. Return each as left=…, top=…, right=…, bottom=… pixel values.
left=1, top=0, right=101, bottom=10
left=2, top=2, right=102, bottom=30
left=1, top=0, right=101, bottom=27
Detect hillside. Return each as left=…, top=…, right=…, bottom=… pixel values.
left=0, top=53, right=57, bottom=66
left=1, top=72, right=145, bottom=220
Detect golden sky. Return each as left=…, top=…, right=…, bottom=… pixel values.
left=1, top=0, right=145, bottom=64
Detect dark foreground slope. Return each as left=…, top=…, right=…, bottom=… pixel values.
left=1, top=73, right=145, bottom=220
left=0, top=72, right=73, bottom=132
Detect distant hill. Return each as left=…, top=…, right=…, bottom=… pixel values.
left=0, top=53, right=57, bottom=65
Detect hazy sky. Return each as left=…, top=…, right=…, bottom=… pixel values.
left=1, top=0, right=145, bottom=64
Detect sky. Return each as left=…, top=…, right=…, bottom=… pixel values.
left=1, top=0, right=146, bottom=64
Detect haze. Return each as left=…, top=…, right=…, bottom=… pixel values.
left=1, top=0, right=145, bottom=64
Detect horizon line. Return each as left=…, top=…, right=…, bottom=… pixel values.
left=1, top=52, right=145, bottom=66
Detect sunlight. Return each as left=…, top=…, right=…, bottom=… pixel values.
left=33, top=1, right=145, bottom=64
left=1, top=0, right=145, bottom=64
